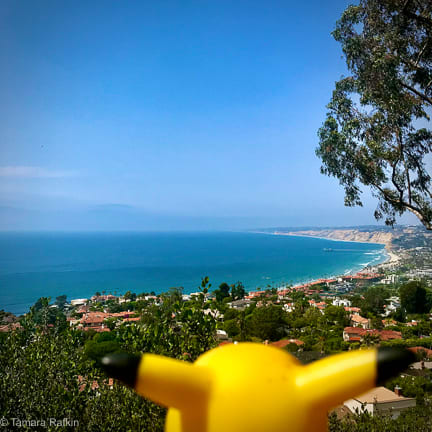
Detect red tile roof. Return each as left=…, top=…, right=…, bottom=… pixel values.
left=408, top=346, right=432, bottom=357
left=0, top=322, right=22, bottom=332
left=271, top=339, right=304, bottom=348
left=344, top=327, right=401, bottom=341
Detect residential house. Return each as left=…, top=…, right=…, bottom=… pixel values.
left=343, top=327, right=402, bottom=343
left=406, top=320, right=418, bottom=327
left=270, top=339, right=304, bottom=350
left=332, top=298, right=351, bottom=307
left=384, top=297, right=401, bottom=316
left=0, top=322, right=22, bottom=332
left=382, top=318, right=397, bottom=327
left=408, top=347, right=432, bottom=359
left=344, top=306, right=361, bottom=315
left=228, top=299, right=251, bottom=310
left=350, top=314, right=370, bottom=329
left=70, top=298, right=88, bottom=306
left=344, top=386, right=415, bottom=419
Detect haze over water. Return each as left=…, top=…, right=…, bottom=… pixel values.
left=0, top=231, right=387, bottom=315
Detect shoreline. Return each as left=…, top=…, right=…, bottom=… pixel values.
left=3, top=231, right=400, bottom=316
left=269, top=231, right=400, bottom=288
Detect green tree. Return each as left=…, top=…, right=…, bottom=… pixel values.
left=317, top=0, right=432, bottom=229
left=400, top=280, right=430, bottom=314
left=124, top=290, right=137, bottom=301
left=361, top=286, right=389, bottom=315
left=55, top=294, right=67, bottom=310
left=248, top=305, right=287, bottom=342
left=230, top=282, right=246, bottom=301
left=322, top=305, right=349, bottom=328
left=30, top=297, right=66, bottom=329
left=214, top=282, right=231, bottom=303
left=224, top=319, right=240, bottom=338
left=84, top=339, right=122, bottom=366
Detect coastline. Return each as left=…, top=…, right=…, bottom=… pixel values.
left=1, top=231, right=399, bottom=315
left=271, top=231, right=400, bottom=284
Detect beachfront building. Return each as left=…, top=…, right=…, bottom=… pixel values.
left=90, top=294, right=116, bottom=302
left=70, top=298, right=88, bottom=306
left=344, top=386, right=415, bottom=419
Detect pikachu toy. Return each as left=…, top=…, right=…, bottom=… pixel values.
left=102, top=343, right=414, bottom=432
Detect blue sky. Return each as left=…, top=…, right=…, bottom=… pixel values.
left=0, top=0, right=417, bottom=230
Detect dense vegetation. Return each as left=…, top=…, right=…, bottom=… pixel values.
left=0, top=285, right=216, bottom=431
left=1, top=275, right=432, bottom=430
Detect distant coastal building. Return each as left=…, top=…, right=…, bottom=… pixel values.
left=228, top=299, right=251, bottom=310
left=70, top=298, right=88, bottom=306
left=344, top=386, right=415, bottom=419
left=90, top=294, right=116, bottom=302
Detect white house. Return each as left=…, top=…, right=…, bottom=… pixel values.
left=332, top=298, right=352, bottom=307
left=344, top=386, right=415, bottom=419
left=381, top=274, right=397, bottom=285
left=384, top=296, right=401, bottom=316
left=70, top=298, right=88, bottom=306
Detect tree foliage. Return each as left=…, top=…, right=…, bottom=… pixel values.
left=328, top=403, right=432, bottom=432
left=213, top=282, right=231, bottom=303
left=0, top=285, right=218, bottom=431
left=317, top=0, right=432, bottom=229
left=248, top=305, right=287, bottom=341
left=400, top=280, right=431, bottom=314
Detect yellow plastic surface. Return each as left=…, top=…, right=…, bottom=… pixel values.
left=133, top=343, right=377, bottom=432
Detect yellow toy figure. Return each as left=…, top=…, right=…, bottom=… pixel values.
left=102, top=343, right=414, bottom=432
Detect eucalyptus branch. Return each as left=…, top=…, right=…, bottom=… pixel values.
left=401, top=83, right=432, bottom=106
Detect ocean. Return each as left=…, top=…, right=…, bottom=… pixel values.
left=0, top=231, right=387, bottom=315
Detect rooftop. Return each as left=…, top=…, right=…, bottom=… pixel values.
left=353, top=386, right=414, bottom=404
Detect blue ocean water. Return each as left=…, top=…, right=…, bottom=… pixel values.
left=0, top=231, right=387, bottom=315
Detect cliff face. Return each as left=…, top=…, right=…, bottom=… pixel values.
left=278, top=229, right=394, bottom=246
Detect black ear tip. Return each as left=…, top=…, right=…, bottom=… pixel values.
left=101, top=353, right=141, bottom=388
left=376, top=347, right=416, bottom=385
